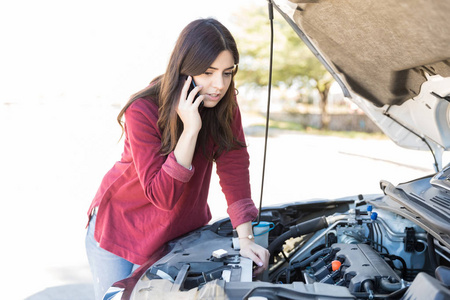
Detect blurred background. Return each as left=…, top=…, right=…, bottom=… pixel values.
left=0, top=1, right=444, bottom=299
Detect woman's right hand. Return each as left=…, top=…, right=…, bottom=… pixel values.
left=173, top=76, right=204, bottom=169
left=176, top=76, right=204, bottom=134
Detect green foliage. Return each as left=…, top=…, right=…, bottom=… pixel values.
left=232, top=5, right=327, bottom=88
left=249, top=120, right=386, bottom=140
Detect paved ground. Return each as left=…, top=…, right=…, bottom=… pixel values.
left=1, top=102, right=444, bottom=300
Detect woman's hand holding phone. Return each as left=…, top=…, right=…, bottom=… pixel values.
left=177, top=76, right=203, bottom=135
left=188, top=79, right=204, bottom=109
left=174, top=76, right=204, bottom=169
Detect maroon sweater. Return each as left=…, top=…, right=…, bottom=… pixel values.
left=87, top=97, right=258, bottom=265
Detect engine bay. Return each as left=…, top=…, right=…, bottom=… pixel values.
left=266, top=204, right=431, bottom=297
left=126, top=175, right=450, bottom=300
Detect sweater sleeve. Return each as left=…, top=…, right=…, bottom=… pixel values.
left=215, top=104, right=258, bottom=228
left=124, top=99, right=194, bottom=211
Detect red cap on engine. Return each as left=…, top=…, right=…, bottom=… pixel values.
left=332, top=260, right=342, bottom=271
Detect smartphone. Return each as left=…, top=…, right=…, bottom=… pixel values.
left=188, top=79, right=204, bottom=109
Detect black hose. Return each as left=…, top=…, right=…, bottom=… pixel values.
left=362, top=280, right=374, bottom=293
left=427, top=233, right=438, bottom=271
left=268, top=216, right=328, bottom=256
left=385, top=254, right=407, bottom=279
left=293, top=247, right=331, bottom=269
left=380, top=277, right=402, bottom=292
left=290, top=216, right=328, bottom=237
left=268, top=230, right=294, bottom=257
left=367, top=223, right=374, bottom=248
left=376, top=222, right=383, bottom=253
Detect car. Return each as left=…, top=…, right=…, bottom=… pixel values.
left=104, top=0, right=450, bottom=299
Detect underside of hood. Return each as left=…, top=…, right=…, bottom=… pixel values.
left=272, top=0, right=450, bottom=170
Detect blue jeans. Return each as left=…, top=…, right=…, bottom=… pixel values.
left=85, top=213, right=140, bottom=300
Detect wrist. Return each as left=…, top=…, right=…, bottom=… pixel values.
left=182, top=126, right=201, bottom=137
left=238, top=236, right=255, bottom=249
left=238, top=234, right=255, bottom=241
left=235, top=221, right=255, bottom=245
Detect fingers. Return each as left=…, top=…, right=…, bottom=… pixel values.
left=244, top=249, right=264, bottom=267
left=253, top=248, right=270, bottom=276
left=240, top=241, right=270, bottom=275
left=253, top=248, right=269, bottom=267
left=258, top=248, right=270, bottom=269
left=182, top=76, right=203, bottom=108
left=177, top=76, right=203, bottom=132
left=180, top=75, right=192, bottom=101
left=253, top=264, right=266, bottom=276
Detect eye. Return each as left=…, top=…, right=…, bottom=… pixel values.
left=224, top=72, right=233, bottom=77
left=204, top=72, right=213, bottom=76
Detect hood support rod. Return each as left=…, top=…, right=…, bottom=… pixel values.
left=384, top=106, right=440, bottom=172
left=255, top=0, right=275, bottom=226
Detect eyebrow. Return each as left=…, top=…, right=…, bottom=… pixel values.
left=207, top=65, right=235, bottom=71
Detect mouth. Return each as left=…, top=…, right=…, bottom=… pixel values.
left=206, top=93, right=222, bottom=101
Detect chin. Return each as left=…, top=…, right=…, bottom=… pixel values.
left=202, top=101, right=220, bottom=109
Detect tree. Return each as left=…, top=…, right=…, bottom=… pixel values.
left=232, top=5, right=334, bottom=129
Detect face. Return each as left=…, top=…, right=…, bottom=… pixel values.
left=193, top=50, right=235, bottom=108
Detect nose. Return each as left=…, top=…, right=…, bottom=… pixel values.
left=212, top=74, right=225, bottom=90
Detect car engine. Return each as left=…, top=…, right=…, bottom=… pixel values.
left=118, top=175, right=450, bottom=300
left=267, top=204, right=430, bottom=297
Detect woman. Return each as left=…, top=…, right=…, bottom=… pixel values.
left=85, top=18, right=269, bottom=299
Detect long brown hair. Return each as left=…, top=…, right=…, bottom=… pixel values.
left=117, top=18, right=244, bottom=160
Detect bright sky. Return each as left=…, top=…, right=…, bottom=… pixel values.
left=0, top=0, right=263, bottom=105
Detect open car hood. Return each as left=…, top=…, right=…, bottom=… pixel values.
left=273, top=0, right=450, bottom=169
left=102, top=2, right=450, bottom=299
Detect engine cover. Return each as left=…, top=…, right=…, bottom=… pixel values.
left=310, top=243, right=401, bottom=293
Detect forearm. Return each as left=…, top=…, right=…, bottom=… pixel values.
left=143, top=152, right=192, bottom=210
left=173, top=129, right=199, bottom=169
left=236, top=221, right=270, bottom=274
left=174, top=76, right=203, bottom=169
left=236, top=221, right=254, bottom=240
